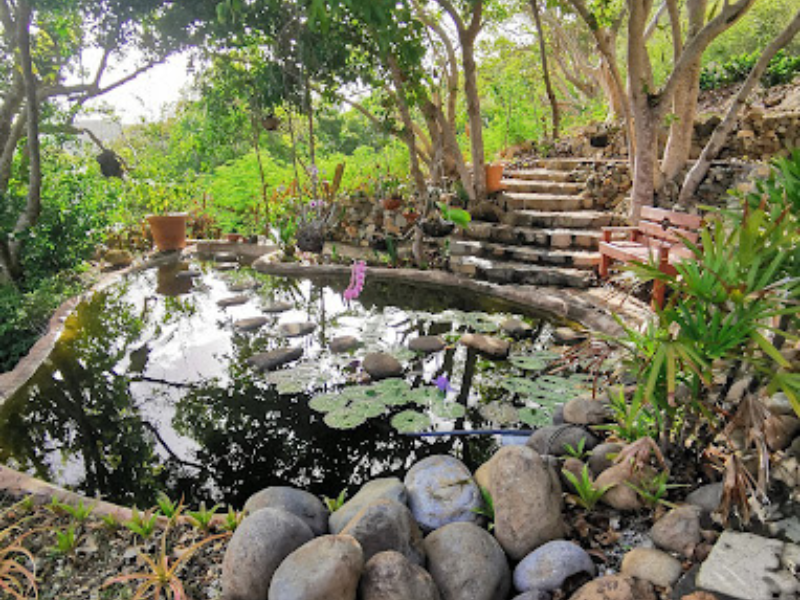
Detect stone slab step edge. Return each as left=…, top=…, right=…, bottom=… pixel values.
left=501, top=180, right=584, bottom=195
left=506, top=210, right=615, bottom=229
left=449, top=255, right=595, bottom=288
left=463, top=223, right=601, bottom=249
left=451, top=239, right=600, bottom=270
left=501, top=168, right=574, bottom=183
left=501, top=193, right=594, bottom=212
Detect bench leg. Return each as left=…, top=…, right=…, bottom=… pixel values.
left=599, top=252, right=611, bottom=278
left=652, top=280, right=666, bottom=310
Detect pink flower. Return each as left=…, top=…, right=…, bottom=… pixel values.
left=343, top=260, right=367, bottom=302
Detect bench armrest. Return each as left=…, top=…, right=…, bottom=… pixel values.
left=601, top=226, right=641, bottom=243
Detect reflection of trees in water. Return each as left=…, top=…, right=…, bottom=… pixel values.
left=0, top=285, right=171, bottom=505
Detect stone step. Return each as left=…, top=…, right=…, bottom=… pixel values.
left=464, top=222, right=600, bottom=249
left=501, top=179, right=584, bottom=195
left=502, top=168, right=575, bottom=183
left=451, top=240, right=600, bottom=270
left=501, top=193, right=594, bottom=212
left=523, top=158, right=629, bottom=171
left=507, top=210, right=614, bottom=229
left=450, top=256, right=595, bottom=288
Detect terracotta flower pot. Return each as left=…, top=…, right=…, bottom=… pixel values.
left=147, top=213, right=188, bottom=252
left=382, top=197, right=403, bottom=211
left=485, top=163, right=505, bottom=194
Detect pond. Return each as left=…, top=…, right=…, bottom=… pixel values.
left=0, top=258, right=593, bottom=508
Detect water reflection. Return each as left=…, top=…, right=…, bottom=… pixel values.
left=0, top=259, right=555, bottom=506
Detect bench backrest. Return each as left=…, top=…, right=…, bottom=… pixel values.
left=639, top=206, right=703, bottom=245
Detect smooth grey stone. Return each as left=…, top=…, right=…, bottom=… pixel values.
left=686, top=482, right=723, bottom=513
left=404, top=455, right=482, bottom=533
left=248, top=347, right=303, bottom=371
left=526, top=425, right=599, bottom=457
left=359, top=551, right=441, bottom=600
left=234, top=317, right=269, bottom=332
left=222, top=507, right=314, bottom=600
left=215, top=263, right=237, bottom=271
left=330, top=336, right=361, bottom=353
left=620, top=547, right=682, bottom=588
left=279, top=321, right=317, bottom=338
left=329, top=478, right=407, bottom=535
left=217, top=294, right=249, bottom=307
left=341, top=499, right=425, bottom=565
left=262, top=300, right=293, bottom=313
left=409, top=336, right=447, bottom=354
left=766, top=392, right=794, bottom=416
left=244, top=486, right=329, bottom=536
left=696, top=531, right=800, bottom=600
left=268, top=535, right=364, bottom=600
left=650, top=505, right=702, bottom=557
left=459, top=333, right=510, bottom=359
left=501, top=318, right=532, bottom=339
left=425, top=522, right=511, bottom=600
left=229, top=281, right=259, bottom=292
left=215, top=252, right=238, bottom=263
left=175, top=269, right=201, bottom=279
left=513, top=540, right=595, bottom=594
left=363, top=353, right=404, bottom=380
left=588, top=442, right=623, bottom=477
left=511, top=592, right=551, bottom=600
left=562, top=398, right=610, bottom=425
left=552, top=327, right=586, bottom=346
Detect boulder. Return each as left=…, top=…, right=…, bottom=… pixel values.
left=587, top=443, right=623, bottom=477
left=527, top=425, right=599, bottom=457
left=244, top=486, right=329, bottom=536
left=218, top=294, right=250, bottom=307
left=341, top=499, right=425, bottom=565
left=511, top=593, right=552, bottom=600
left=594, top=463, right=653, bottom=511
left=568, top=574, right=655, bottom=600
left=765, top=414, right=800, bottom=452
left=234, top=317, right=269, bottom=332
left=501, top=318, right=532, bottom=339
left=459, top=333, right=511, bottom=359
left=268, top=534, right=364, bottom=600
left=620, top=548, right=682, bottom=588
left=215, top=252, right=238, bottom=263
left=696, top=531, right=800, bottom=600
left=329, top=478, right=407, bottom=534
left=404, top=455, right=482, bottom=532
left=425, top=522, right=511, bottom=600
left=363, top=353, right=404, bottom=380
left=262, top=300, right=293, bottom=313
left=248, top=347, right=303, bottom=371
left=222, top=508, right=314, bottom=600
left=483, top=446, right=564, bottom=559
left=279, top=322, right=317, bottom=338
left=685, top=483, right=723, bottom=514
left=105, top=249, right=133, bottom=267
left=650, top=505, right=701, bottom=557
left=359, top=551, right=441, bottom=600
left=765, top=392, right=794, bottom=417
left=552, top=327, right=586, bottom=346
left=562, top=399, right=609, bottom=426
left=513, top=540, right=595, bottom=594
left=409, top=336, right=447, bottom=354
left=330, top=336, right=361, bottom=354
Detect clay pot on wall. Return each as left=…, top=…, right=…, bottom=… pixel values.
left=485, top=163, right=505, bottom=194
left=382, top=197, right=403, bottom=211
left=147, top=213, right=188, bottom=252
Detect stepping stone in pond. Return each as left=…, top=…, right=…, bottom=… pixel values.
left=501, top=318, right=532, bottom=339
left=235, top=317, right=269, bottom=332
left=217, top=294, right=250, bottom=308
left=175, top=269, right=201, bottom=279
left=216, top=263, right=237, bottom=272
left=330, top=336, right=361, bottom=354
left=262, top=300, right=293, bottom=313
left=459, top=333, right=510, bottom=359
left=552, top=326, right=586, bottom=346
left=363, top=352, right=403, bottom=380
left=215, top=252, right=238, bottom=263
left=279, top=322, right=317, bottom=338
left=229, top=282, right=256, bottom=292
left=409, top=336, right=446, bottom=354
left=248, top=347, right=303, bottom=371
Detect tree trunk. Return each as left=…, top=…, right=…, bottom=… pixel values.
left=679, top=9, right=800, bottom=205
left=461, top=36, right=486, bottom=201
left=387, top=57, right=428, bottom=197
left=531, top=0, right=560, bottom=139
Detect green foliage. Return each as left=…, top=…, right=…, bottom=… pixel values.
left=625, top=471, right=682, bottom=508
left=155, top=494, right=181, bottom=522
left=125, top=508, right=159, bottom=540
left=52, top=525, right=79, bottom=556
left=437, top=202, right=472, bottom=230
left=100, top=513, right=121, bottom=532
left=563, top=438, right=590, bottom=460
left=221, top=507, right=244, bottom=533
left=186, top=503, right=221, bottom=533
left=700, top=50, right=800, bottom=91
left=471, top=486, right=496, bottom=531
left=59, top=499, right=94, bottom=523
left=562, top=464, right=611, bottom=510
left=323, top=489, right=348, bottom=513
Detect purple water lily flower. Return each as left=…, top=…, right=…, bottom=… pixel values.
left=434, top=375, right=452, bottom=394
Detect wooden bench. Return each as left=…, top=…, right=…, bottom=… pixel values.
left=599, top=206, right=703, bottom=308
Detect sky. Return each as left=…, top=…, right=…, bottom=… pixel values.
left=82, top=51, right=193, bottom=124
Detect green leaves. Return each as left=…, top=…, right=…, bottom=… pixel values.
left=437, top=202, right=472, bottom=230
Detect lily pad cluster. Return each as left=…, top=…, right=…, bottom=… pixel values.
left=308, top=378, right=465, bottom=432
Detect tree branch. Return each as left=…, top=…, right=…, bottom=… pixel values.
left=645, top=1, right=667, bottom=41
left=665, top=0, right=682, bottom=60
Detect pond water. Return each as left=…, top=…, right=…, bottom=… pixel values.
left=0, top=258, right=592, bottom=508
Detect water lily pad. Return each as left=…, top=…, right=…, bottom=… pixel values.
left=348, top=398, right=386, bottom=419
left=391, top=410, right=431, bottom=433
left=324, top=409, right=367, bottom=430
left=500, top=377, right=541, bottom=396
left=519, top=406, right=550, bottom=427
left=374, top=378, right=410, bottom=394
left=479, top=401, right=520, bottom=424
left=407, top=387, right=441, bottom=406
left=389, top=347, right=416, bottom=362
left=309, top=393, right=350, bottom=413
left=508, top=356, right=549, bottom=371
left=431, top=400, right=466, bottom=419
left=276, top=381, right=307, bottom=395
left=464, top=312, right=500, bottom=333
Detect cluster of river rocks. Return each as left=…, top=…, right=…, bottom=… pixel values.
left=220, top=393, right=800, bottom=600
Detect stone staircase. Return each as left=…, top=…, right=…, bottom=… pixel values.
left=450, top=159, right=619, bottom=288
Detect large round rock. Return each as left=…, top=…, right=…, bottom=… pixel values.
left=244, top=486, right=329, bottom=536
left=513, top=540, right=595, bottom=594
left=363, top=353, right=404, bottom=380
left=341, top=499, right=426, bottom=565
left=330, top=478, right=407, bottom=534
left=404, top=455, right=482, bottom=532
left=222, top=508, right=314, bottom=600
left=359, top=551, right=441, bottom=600
left=485, top=446, right=565, bottom=560
left=268, top=535, right=364, bottom=600
left=424, top=522, right=511, bottom=600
